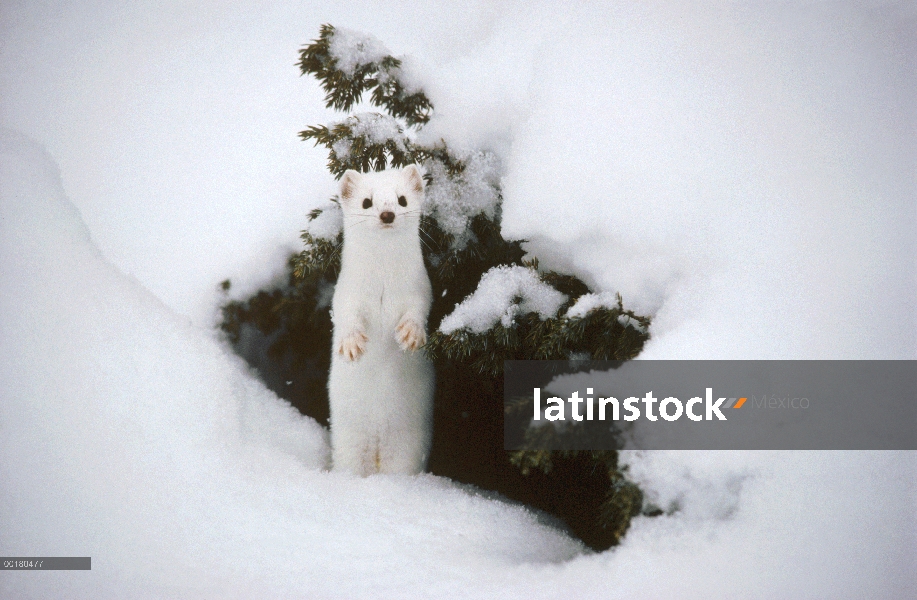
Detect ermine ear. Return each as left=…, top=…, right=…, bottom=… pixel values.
left=403, top=164, right=424, bottom=193
left=340, top=170, right=361, bottom=201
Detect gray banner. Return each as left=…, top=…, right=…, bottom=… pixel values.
left=504, top=360, right=917, bottom=450
left=1, top=557, right=91, bottom=570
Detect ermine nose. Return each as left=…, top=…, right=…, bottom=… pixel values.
left=380, top=211, right=395, bottom=224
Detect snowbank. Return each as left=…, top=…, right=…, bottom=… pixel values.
left=0, top=130, right=582, bottom=598
left=2, top=127, right=913, bottom=599
left=493, top=3, right=915, bottom=359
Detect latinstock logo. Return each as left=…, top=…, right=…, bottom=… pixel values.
left=505, top=360, right=915, bottom=451
left=532, top=388, right=749, bottom=423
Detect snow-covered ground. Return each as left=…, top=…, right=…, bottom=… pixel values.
left=1, top=1, right=914, bottom=598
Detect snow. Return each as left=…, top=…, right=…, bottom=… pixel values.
left=0, top=128, right=583, bottom=598
left=327, top=26, right=390, bottom=77
left=565, top=291, right=618, bottom=319
left=493, top=3, right=916, bottom=359
left=341, top=112, right=408, bottom=150
left=305, top=200, right=343, bottom=240
left=616, top=314, right=645, bottom=333
left=423, top=149, right=502, bottom=248
left=439, top=265, right=567, bottom=334
left=1, top=1, right=915, bottom=598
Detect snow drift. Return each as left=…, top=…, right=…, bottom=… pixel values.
left=0, top=129, right=582, bottom=598
left=1, top=125, right=913, bottom=600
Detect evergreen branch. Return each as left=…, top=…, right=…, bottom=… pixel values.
left=293, top=232, right=341, bottom=279
left=298, top=24, right=432, bottom=124
left=371, top=56, right=433, bottom=126
left=300, top=113, right=420, bottom=177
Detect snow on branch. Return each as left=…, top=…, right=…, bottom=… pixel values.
left=327, top=27, right=390, bottom=77
left=299, top=24, right=432, bottom=125
left=565, top=292, right=647, bottom=332
left=301, top=112, right=414, bottom=177
left=565, top=292, right=619, bottom=319
left=424, top=151, right=502, bottom=249
left=439, top=266, right=568, bottom=334
left=304, top=200, right=343, bottom=241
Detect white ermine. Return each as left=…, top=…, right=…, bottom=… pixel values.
left=328, top=164, right=434, bottom=476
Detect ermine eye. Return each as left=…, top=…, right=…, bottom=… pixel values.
left=362, top=198, right=372, bottom=209
left=398, top=195, right=407, bottom=207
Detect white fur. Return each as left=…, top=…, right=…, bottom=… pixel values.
left=328, top=165, right=434, bottom=476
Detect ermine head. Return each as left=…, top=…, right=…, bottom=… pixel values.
left=338, top=165, right=425, bottom=236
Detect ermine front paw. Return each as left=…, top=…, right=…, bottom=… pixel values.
left=337, top=329, right=368, bottom=361
left=395, top=318, right=426, bottom=352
